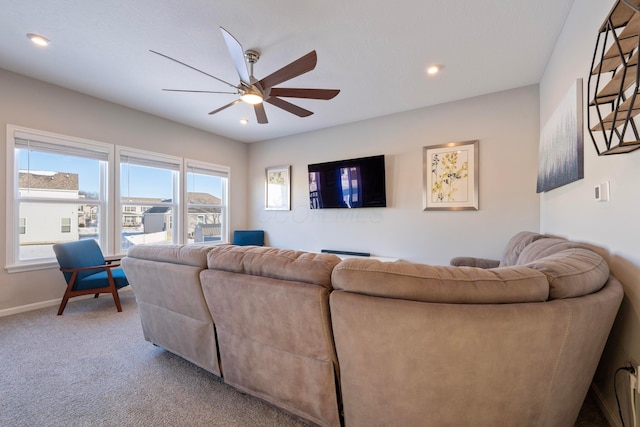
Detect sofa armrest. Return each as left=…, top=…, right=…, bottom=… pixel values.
left=450, top=257, right=499, bottom=268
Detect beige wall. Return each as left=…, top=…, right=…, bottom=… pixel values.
left=0, top=69, right=248, bottom=313
left=539, top=0, right=640, bottom=424
left=249, top=85, right=541, bottom=265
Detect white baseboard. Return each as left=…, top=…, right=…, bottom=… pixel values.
left=0, top=297, right=62, bottom=317
left=0, top=287, right=133, bottom=318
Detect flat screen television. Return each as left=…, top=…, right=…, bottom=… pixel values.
left=308, top=155, right=386, bottom=209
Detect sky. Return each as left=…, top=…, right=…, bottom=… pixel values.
left=18, top=150, right=222, bottom=199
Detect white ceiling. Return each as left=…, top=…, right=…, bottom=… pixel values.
left=0, top=0, right=575, bottom=143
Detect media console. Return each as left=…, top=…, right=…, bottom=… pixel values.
left=321, top=249, right=371, bottom=257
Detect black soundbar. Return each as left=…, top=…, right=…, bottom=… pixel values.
left=321, top=249, right=371, bottom=257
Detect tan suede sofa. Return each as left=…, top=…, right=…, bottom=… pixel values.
left=122, top=244, right=343, bottom=426
left=121, top=232, right=623, bottom=427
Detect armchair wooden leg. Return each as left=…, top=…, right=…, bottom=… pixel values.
left=106, top=272, right=122, bottom=312
left=112, top=290, right=122, bottom=312
left=57, top=281, right=75, bottom=315
left=57, top=297, right=70, bottom=315
left=94, top=293, right=99, bottom=298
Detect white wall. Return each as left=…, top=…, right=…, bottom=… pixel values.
left=539, top=0, right=640, bottom=424
left=0, top=68, right=248, bottom=313
left=249, top=85, right=541, bottom=265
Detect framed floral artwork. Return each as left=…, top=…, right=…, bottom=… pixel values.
left=423, top=140, right=479, bottom=211
left=265, top=165, right=291, bottom=210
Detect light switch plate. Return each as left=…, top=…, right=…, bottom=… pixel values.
left=595, top=182, right=610, bottom=202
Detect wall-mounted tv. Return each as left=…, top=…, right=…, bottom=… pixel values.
left=308, top=155, right=386, bottom=209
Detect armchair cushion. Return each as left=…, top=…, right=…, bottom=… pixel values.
left=74, top=268, right=129, bottom=291
left=54, top=239, right=107, bottom=283
left=232, top=230, right=265, bottom=246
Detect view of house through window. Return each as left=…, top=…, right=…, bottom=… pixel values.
left=14, top=136, right=106, bottom=262
left=119, top=150, right=179, bottom=252
left=6, top=126, right=231, bottom=270
left=186, top=162, right=228, bottom=244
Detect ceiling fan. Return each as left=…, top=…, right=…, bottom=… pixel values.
left=151, top=27, right=340, bottom=124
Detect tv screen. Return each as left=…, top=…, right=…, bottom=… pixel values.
left=308, top=155, right=386, bottom=209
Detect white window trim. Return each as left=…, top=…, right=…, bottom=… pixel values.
left=6, top=126, right=232, bottom=273
left=116, top=146, right=183, bottom=253
left=5, top=125, right=113, bottom=273
left=184, top=158, right=230, bottom=245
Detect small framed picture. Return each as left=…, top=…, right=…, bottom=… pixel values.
left=265, top=165, right=291, bottom=210
left=423, top=140, right=479, bottom=211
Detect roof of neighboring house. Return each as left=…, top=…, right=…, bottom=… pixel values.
left=19, top=171, right=78, bottom=191
left=143, top=193, right=220, bottom=215
left=187, top=192, right=221, bottom=205
left=144, top=206, right=171, bottom=214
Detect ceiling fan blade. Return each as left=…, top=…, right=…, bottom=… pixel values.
left=259, top=51, right=317, bottom=90
left=150, top=50, right=237, bottom=89
left=209, top=99, right=241, bottom=115
left=254, top=103, right=268, bottom=124
left=219, top=27, right=251, bottom=85
left=162, top=89, right=238, bottom=94
left=268, top=88, right=340, bottom=100
left=265, top=97, right=313, bottom=117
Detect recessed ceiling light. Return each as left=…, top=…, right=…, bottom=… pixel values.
left=27, top=33, right=51, bottom=47
left=240, top=119, right=249, bottom=125
left=426, top=65, right=441, bottom=75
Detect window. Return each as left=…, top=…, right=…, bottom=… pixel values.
left=117, top=147, right=181, bottom=253
left=6, top=125, right=231, bottom=272
left=6, top=125, right=110, bottom=270
left=186, top=160, right=229, bottom=244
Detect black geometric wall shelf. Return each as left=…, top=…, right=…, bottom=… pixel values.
left=588, top=0, right=640, bottom=155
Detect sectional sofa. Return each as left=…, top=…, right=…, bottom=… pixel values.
left=121, top=232, right=623, bottom=427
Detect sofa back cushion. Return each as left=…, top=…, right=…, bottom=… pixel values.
left=515, top=238, right=610, bottom=300
left=499, top=231, right=548, bottom=267
left=207, top=245, right=340, bottom=288
left=332, top=259, right=550, bottom=304
left=126, top=244, right=211, bottom=268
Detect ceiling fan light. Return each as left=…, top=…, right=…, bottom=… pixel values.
left=240, top=92, right=263, bottom=105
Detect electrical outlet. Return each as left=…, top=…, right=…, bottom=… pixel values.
left=627, top=360, right=640, bottom=393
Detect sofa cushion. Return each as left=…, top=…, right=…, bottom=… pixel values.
left=499, top=231, right=548, bottom=267
left=126, top=244, right=212, bottom=268
left=517, top=239, right=610, bottom=300
left=207, top=245, right=340, bottom=288
left=332, top=258, right=549, bottom=304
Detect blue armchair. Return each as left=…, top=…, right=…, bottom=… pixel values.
left=232, top=230, right=265, bottom=246
left=52, top=239, right=129, bottom=315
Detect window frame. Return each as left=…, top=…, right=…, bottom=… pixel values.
left=61, top=217, right=72, bottom=233
left=6, top=125, right=232, bottom=273
left=5, top=125, right=112, bottom=272
left=116, top=146, right=182, bottom=253
left=184, top=158, right=230, bottom=245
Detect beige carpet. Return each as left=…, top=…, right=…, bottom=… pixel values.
left=0, top=289, right=610, bottom=426
left=0, top=290, right=306, bottom=427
